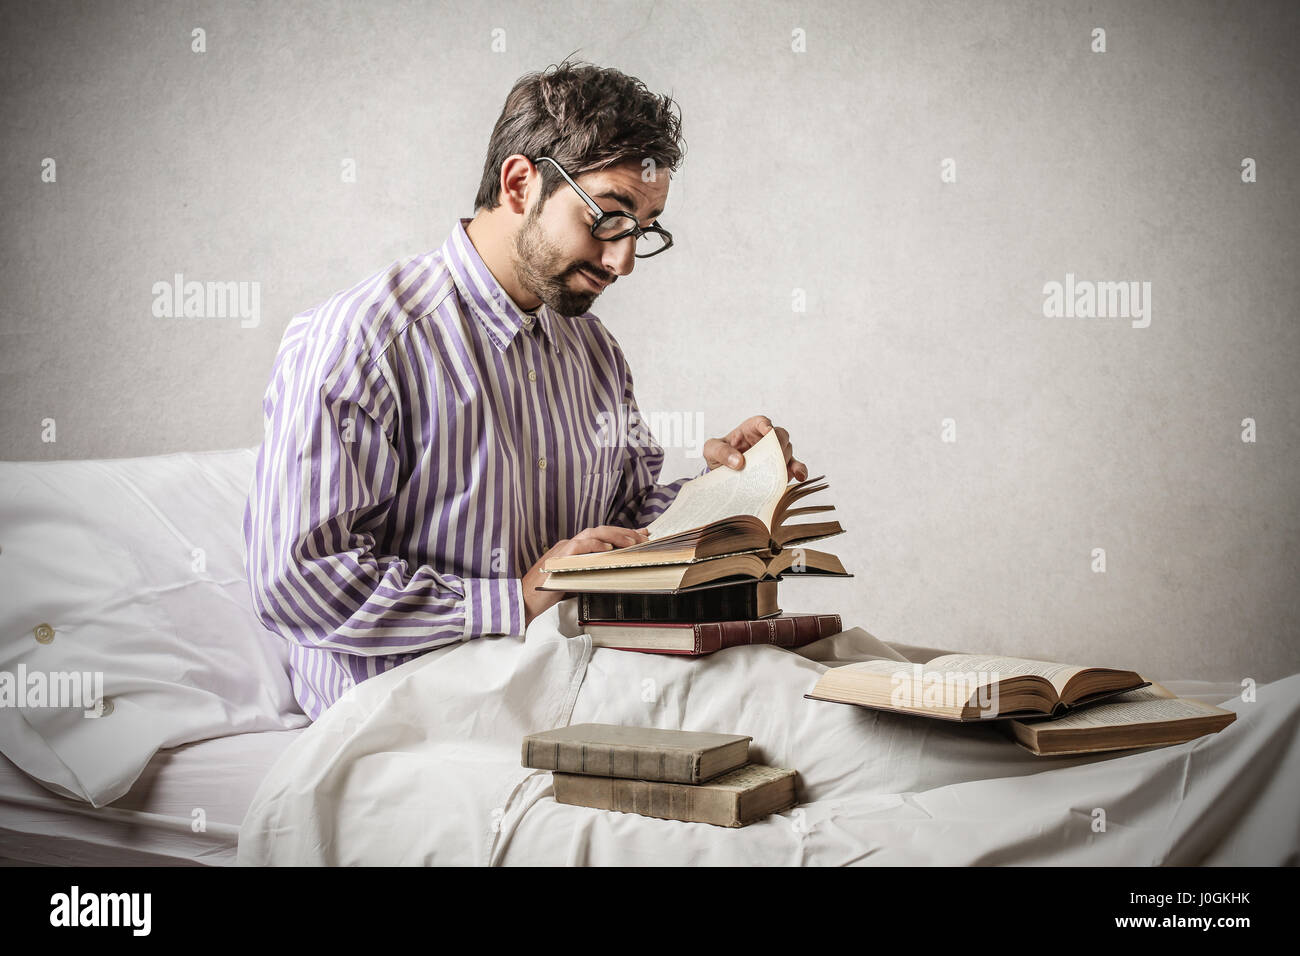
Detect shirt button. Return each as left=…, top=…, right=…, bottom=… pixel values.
left=528, top=369, right=537, bottom=382
left=538, top=457, right=547, bottom=471
left=521, top=315, right=534, bottom=330
left=34, top=623, right=54, bottom=644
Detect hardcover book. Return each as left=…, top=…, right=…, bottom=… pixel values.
left=542, top=428, right=844, bottom=573
left=522, top=723, right=752, bottom=784
left=805, top=653, right=1151, bottom=722
left=577, top=579, right=781, bottom=624
left=542, top=546, right=849, bottom=594
left=584, top=612, right=843, bottom=655
left=552, top=763, right=798, bottom=828
left=1003, top=683, right=1237, bottom=755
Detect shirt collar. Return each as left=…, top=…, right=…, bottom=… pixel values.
left=442, top=217, right=561, bottom=356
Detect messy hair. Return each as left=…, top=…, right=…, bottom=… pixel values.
left=473, top=57, right=686, bottom=212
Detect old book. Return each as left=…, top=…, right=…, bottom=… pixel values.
left=522, top=723, right=751, bottom=784
left=578, top=579, right=781, bottom=624
left=540, top=546, right=850, bottom=594
left=552, top=763, right=798, bottom=828
left=805, top=653, right=1149, bottom=721
left=542, top=427, right=843, bottom=572
left=584, top=612, right=843, bottom=655
left=1003, top=683, right=1237, bottom=755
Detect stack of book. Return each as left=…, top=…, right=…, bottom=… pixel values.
left=805, top=653, right=1238, bottom=755
left=522, top=723, right=798, bottom=828
left=541, top=428, right=851, bottom=654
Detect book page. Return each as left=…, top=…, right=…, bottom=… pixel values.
left=644, top=428, right=790, bottom=540
left=925, top=654, right=1086, bottom=695
left=1024, top=687, right=1228, bottom=730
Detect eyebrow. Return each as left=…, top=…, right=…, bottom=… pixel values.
left=593, top=188, right=663, bottom=222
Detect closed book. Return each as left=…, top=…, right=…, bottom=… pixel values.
left=552, top=763, right=798, bottom=828
left=522, top=723, right=751, bottom=784
left=578, top=579, right=780, bottom=624
left=583, top=612, right=843, bottom=656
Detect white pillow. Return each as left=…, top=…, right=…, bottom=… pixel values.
left=0, top=448, right=308, bottom=807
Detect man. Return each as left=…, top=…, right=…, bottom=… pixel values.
left=242, top=60, right=807, bottom=721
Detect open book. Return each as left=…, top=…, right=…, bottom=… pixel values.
left=804, top=653, right=1149, bottom=721
left=1003, top=683, right=1237, bottom=755
left=543, top=427, right=843, bottom=573
left=540, top=547, right=849, bottom=593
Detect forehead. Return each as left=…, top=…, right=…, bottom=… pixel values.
left=574, top=159, right=669, bottom=220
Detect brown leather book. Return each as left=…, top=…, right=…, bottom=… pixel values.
left=552, top=763, right=798, bottom=828
left=583, top=612, right=842, bottom=656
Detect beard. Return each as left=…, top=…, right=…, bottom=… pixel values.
left=511, top=202, right=610, bottom=317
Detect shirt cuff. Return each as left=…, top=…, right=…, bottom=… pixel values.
left=461, top=576, right=526, bottom=640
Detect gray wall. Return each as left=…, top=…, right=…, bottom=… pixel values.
left=3, top=0, right=1297, bottom=683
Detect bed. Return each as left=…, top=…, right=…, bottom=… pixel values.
left=1, top=449, right=1297, bottom=866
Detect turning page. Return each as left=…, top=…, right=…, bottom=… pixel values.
left=644, top=427, right=790, bottom=540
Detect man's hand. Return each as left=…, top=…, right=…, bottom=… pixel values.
left=522, top=524, right=651, bottom=628
left=703, top=415, right=807, bottom=482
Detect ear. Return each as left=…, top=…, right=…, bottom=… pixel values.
left=499, top=154, right=536, bottom=216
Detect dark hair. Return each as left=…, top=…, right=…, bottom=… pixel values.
left=473, top=58, right=686, bottom=212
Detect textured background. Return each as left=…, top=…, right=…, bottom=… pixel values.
left=2, top=0, right=1297, bottom=682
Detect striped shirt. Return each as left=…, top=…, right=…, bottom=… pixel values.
left=242, top=218, right=706, bottom=720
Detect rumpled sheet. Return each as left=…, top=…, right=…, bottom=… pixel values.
left=237, top=601, right=1300, bottom=865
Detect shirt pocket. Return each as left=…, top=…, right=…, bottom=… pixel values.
left=576, top=468, right=622, bottom=530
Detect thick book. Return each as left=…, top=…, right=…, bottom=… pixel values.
left=1002, top=683, right=1237, bottom=755
left=552, top=763, right=798, bottom=829
left=804, top=653, right=1150, bottom=722
left=521, top=723, right=751, bottom=784
left=578, top=579, right=781, bottom=624
left=541, top=546, right=850, bottom=594
left=584, top=612, right=843, bottom=656
left=541, top=427, right=843, bottom=572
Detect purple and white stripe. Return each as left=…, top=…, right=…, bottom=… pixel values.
left=242, top=218, right=703, bottom=721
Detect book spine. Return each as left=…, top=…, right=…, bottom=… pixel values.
left=552, top=772, right=745, bottom=827
left=521, top=740, right=708, bottom=784
left=578, top=581, right=774, bottom=625
left=692, top=613, right=842, bottom=655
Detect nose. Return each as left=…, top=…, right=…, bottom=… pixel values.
left=600, top=234, right=637, bottom=279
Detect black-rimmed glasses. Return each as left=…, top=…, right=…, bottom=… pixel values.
left=534, top=156, right=673, bottom=258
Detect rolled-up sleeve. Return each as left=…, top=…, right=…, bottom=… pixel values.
left=243, top=338, right=525, bottom=655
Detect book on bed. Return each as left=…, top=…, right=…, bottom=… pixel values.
left=552, top=763, right=798, bottom=828
left=577, top=579, right=781, bottom=624
left=541, top=427, right=844, bottom=573
left=583, top=612, right=843, bottom=655
left=1003, top=683, right=1237, bottom=755
left=804, top=653, right=1150, bottom=721
left=540, top=546, right=850, bottom=593
left=522, top=723, right=752, bottom=784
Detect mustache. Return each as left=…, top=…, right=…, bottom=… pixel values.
left=573, top=265, right=614, bottom=284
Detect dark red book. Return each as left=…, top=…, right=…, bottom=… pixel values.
left=583, top=613, right=843, bottom=656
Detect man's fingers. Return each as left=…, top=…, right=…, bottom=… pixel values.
left=572, top=525, right=647, bottom=550
left=705, top=437, right=744, bottom=469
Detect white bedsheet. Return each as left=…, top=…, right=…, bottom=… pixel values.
left=1, top=729, right=302, bottom=866
left=237, top=601, right=1300, bottom=865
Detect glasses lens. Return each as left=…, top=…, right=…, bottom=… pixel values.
left=635, top=229, right=668, bottom=257
left=592, top=214, right=637, bottom=240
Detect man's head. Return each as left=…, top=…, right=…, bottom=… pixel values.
left=472, top=59, right=685, bottom=317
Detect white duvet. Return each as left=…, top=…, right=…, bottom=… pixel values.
left=237, top=602, right=1300, bottom=865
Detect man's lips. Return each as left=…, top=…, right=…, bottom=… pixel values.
left=577, top=267, right=609, bottom=291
